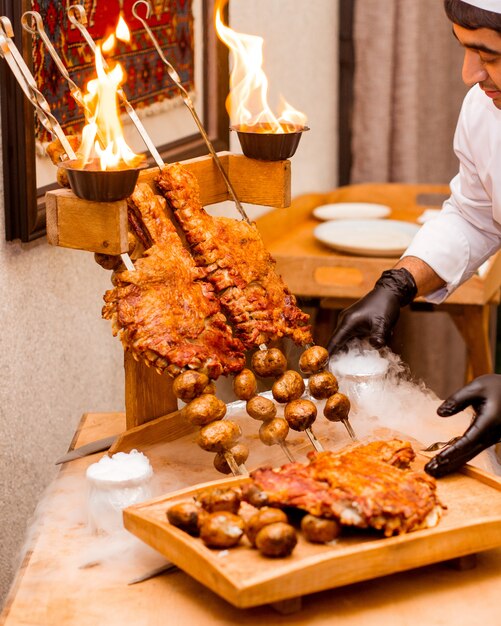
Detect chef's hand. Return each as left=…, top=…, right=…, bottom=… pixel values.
left=327, top=268, right=417, bottom=354
left=425, top=374, right=501, bottom=478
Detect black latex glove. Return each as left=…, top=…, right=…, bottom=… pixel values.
left=327, top=268, right=417, bottom=354
left=425, top=374, right=501, bottom=478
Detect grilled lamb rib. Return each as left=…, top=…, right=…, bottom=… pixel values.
left=249, top=440, right=444, bottom=536
left=102, top=183, right=245, bottom=379
left=156, top=163, right=312, bottom=348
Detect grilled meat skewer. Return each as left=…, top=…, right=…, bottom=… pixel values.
left=156, top=163, right=312, bottom=348
left=102, top=183, right=245, bottom=378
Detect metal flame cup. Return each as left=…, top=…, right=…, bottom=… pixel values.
left=59, top=159, right=146, bottom=202
left=231, top=123, right=309, bottom=161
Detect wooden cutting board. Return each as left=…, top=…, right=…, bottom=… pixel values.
left=123, top=459, right=501, bottom=608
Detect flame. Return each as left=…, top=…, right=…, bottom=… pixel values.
left=214, top=0, right=307, bottom=134
left=78, top=46, right=143, bottom=170
left=102, top=33, right=116, bottom=53
left=116, top=14, right=131, bottom=43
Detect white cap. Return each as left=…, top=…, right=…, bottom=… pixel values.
left=460, top=1, right=501, bottom=13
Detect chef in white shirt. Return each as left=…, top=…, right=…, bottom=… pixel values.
left=328, top=0, right=501, bottom=477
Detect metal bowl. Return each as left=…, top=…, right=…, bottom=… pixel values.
left=231, top=124, right=309, bottom=161
left=59, top=159, right=146, bottom=202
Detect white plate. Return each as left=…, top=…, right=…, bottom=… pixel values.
left=313, top=202, right=391, bottom=221
left=314, top=219, right=420, bottom=257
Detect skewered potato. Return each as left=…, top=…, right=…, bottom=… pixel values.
left=246, top=395, right=277, bottom=421
left=213, top=443, right=250, bottom=475
left=173, top=371, right=209, bottom=401
left=299, top=346, right=329, bottom=375
left=301, top=514, right=342, bottom=543
left=183, top=394, right=227, bottom=426
left=94, top=252, right=122, bottom=271
left=308, top=371, right=339, bottom=400
left=166, top=363, right=183, bottom=378
left=233, top=368, right=258, bottom=401
left=245, top=507, right=289, bottom=546
left=167, top=501, right=206, bottom=536
left=259, top=418, right=289, bottom=446
left=251, top=348, right=287, bottom=378
left=241, top=483, right=269, bottom=508
left=272, top=370, right=305, bottom=403
left=196, top=487, right=242, bottom=515
left=199, top=511, right=245, bottom=548
left=197, top=420, right=242, bottom=452
left=284, top=399, right=317, bottom=431
left=324, top=392, right=351, bottom=422
left=255, top=522, right=297, bottom=557
left=202, top=380, right=217, bottom=395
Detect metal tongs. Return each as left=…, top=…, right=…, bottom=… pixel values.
left=132, top=0, right=250, bottom=224
left=0, top=16, right=76, bottom=161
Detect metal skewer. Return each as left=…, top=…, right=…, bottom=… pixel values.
left=21, top=11, right=107, bottom=149
left=132, top=0, right=251, bottom=224
left=22, top=12, right=85, bottom=109
left=341, top=418, right=356, bottom=440
left=18, top=10, right=137, bottom=274
left=223, top=451, right=248, bottom=476
left=279, top=441, right=295, bottom=462
left=305, top=427, right=324, bottom=452
left=67, top=3, right=165, bottom=170
left=0, top=17, right=76, bottom=160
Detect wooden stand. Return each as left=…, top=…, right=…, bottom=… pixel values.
left=45, top=152, right=292, bottom=452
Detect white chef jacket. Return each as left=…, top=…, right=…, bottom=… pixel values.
left=402, top=83, right=501, bottom=303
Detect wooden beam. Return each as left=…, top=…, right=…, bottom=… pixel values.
left=45, top=188, right=128, bottom=254
left=45, top=153, right=292, bottom=253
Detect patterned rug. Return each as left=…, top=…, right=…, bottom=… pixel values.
left=31, top=0, right=194, bottom=144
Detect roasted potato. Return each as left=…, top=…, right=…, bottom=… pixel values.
left=272, top=370, right=305, bottom=403
left=255, top=522, right=297, bottom=557
left=94, top=252, right=122, bottom=271
left=202, top=380, right=217, bottom=395
left=300, top=514, right=342, bottom=543
left=197, top=420, right=242, bottom=452
left=213, top=443, right=250, bottom=475
left=246, top=395, right=277, bottom=421
left=167, top=501, right=206, bottom=536
left=196, top=487, right=242, bottom=515
left=173, top=371, right=210, bottom=402
left=199, top=511, right=245, bottom=548
left=299, top=346, right=329, bottom=375
left=233, top=368, right=258, bottom=401
left=259, top=418, right=289, bottom=445
left=323, top=392, right=351, bottom=422
left=284, top=399, right=317, bottom=431
left=241, top=483, right=269, bottom=508
left=308, top=371, right=339, bottom=400
left=251, top=348, right=288, bottom=378
left=245, top=507, right=289, bottom=546
left=183, top=394, right=227, bottom=426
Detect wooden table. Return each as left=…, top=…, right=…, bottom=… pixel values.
left=255, top=183, right=501, bottom=380
left=2, top=412, right=501, bottom=625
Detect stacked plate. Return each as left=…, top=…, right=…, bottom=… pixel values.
left=312, top=202, right=420, bottom=257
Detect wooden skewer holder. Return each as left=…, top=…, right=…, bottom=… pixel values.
left=45, top=152, right=291, bottom=452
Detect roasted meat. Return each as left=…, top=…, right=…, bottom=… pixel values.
left=156, top=163, right=312, bottom=348
left=249, top=440, right=444, bottom=536
left=102, top=183, right=245, bottom=378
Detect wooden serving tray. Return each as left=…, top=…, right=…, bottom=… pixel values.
left=123, top=461, right=501, bottom=608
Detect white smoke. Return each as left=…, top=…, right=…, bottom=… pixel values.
left=328, top=340, right=499, bottom=474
